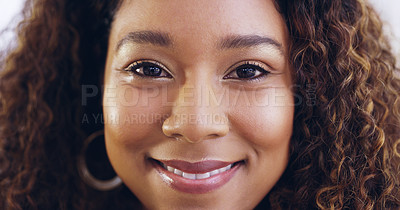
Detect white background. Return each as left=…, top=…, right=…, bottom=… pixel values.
left=0, top=0, right=399, bottom=58
left=0, top=0, right=25, bottom=50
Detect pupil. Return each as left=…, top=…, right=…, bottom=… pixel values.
left=143, top=66, right=161, bottom=76
left=236, top=67, right=256, bottom=78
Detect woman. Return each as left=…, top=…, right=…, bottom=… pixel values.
left=1, top=0, right=399, bottom=209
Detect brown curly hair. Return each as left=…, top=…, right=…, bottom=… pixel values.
left=0, top=0, right=399, bottom=209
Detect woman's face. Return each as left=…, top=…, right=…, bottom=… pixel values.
left=103, top=0, right=294, bottom=209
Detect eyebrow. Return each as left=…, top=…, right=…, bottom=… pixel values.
left=115, top=31, right=283, bottom=54
left=218, top=34, right=283, bottom=53
left=116, top=31, right=172, bottom=51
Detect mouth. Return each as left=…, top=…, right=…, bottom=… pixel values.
left=150, top=158, right=244, bottom=194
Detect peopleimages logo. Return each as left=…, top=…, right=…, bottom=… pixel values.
left=81, top=83, right=317, bottom=108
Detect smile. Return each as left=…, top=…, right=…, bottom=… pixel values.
left=150, top=159, right=243, bottom=194
left=162, top=163, right=233, bottom=180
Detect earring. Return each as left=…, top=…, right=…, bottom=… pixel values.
left=77, top=130, right=122, bottom=191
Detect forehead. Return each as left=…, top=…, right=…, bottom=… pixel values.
left=110, top=0, right=288, bottom=50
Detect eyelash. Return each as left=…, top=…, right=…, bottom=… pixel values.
left=223, top=61, right=271, bottom=82
left=123, top=60, right=172, bottom=78
left=123, top=60, right=271, bottom=81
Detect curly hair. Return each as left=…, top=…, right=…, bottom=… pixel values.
left=0, top=0, right=399, bottom=209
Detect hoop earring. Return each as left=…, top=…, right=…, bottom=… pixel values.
left=78, top=130, right=122, bottom=191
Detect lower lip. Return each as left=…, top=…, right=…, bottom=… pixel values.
left=152, top=160, right=242, bottom=194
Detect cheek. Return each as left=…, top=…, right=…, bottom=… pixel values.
left=103, top=85, right=170, bottom=148
left=228, top=87, right=294, bottom=148
left=226, top=87, right=294, bottom=199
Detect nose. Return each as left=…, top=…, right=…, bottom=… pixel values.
left=162, top=81, right=229, bottom=143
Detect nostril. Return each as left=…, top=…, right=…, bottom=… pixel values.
left=205, top=134, right=219, bottom=139
left=170, top=134, right=184, bottom=141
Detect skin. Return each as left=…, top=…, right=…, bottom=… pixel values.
left=103, top=0, right=294, bottom=209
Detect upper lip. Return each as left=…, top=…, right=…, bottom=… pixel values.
left=155, top=159, right=236, bottom=174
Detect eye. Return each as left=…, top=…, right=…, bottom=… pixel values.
left=223, top=61, right=270, bottom=80
left=124, top=60, right=172, bottom=78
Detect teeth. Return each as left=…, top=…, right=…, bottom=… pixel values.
left=196, top=172, right=211, bottom=179
left=219, top=166, right=228, bottom=172
left=221, top=164, right=231, bottom=172
left=210, top=169, right=220, bottom=176
left=182, top=172, right=196, bottom=180
left=174, top=169, right=183, bottom=176
left=162, top=163, right=233, bottom=180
